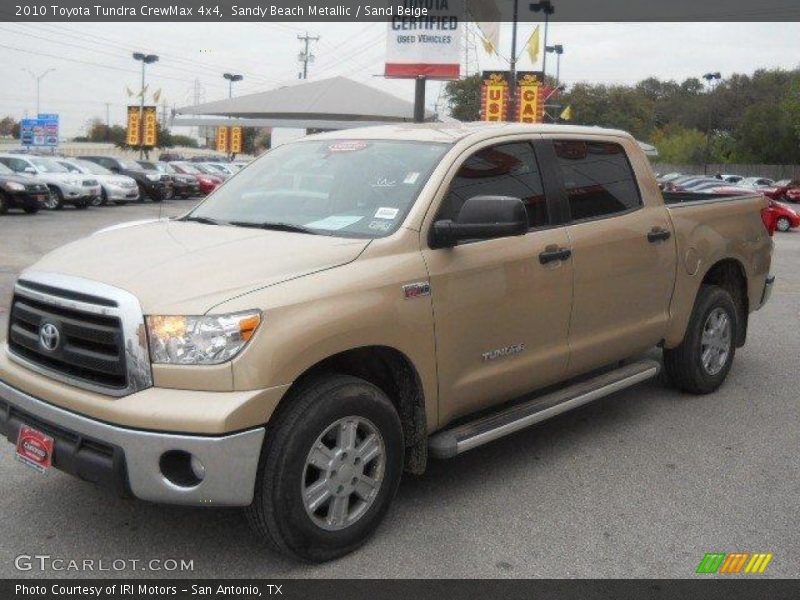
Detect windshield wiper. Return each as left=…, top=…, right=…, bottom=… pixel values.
left=182, top=216, right=222, bottom=225
left=229, top=221, right=319, bottom=235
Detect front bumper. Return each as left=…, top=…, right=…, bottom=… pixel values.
left=104, top=183, right=140, bottom=201
left=0, top=378, right=265, bottom=506
left=9, top=190, right=48, bottom=209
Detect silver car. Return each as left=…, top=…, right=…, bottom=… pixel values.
left=0, top=154, right=100, bottom=209
left=56, top=158, right=139, bottom=206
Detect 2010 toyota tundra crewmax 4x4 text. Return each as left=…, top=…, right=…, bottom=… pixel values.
left=0, top=124, right=774, bottom=561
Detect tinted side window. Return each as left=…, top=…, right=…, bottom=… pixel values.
left=0, top=157, right=29, bottom=172
left=441, top=142, right=548, bottom=228
left=553, top=140, right=642, bottom=221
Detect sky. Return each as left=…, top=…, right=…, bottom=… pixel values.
left=0, top=21, right=797, bottom=136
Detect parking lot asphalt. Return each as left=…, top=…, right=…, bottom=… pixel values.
left=0, top=200, right=798, bottom=579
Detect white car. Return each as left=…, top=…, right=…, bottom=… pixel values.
left=739, top=176, right=775, bottom=189
left=56, top=158, right=139, bottom=206
left=0, top=154, right=100, bottom=209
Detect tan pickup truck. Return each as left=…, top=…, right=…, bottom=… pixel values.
left=0, top=124, right=774, bottom=561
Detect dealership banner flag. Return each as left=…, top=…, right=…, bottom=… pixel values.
left=142, top=106, right=158, bottom=147
left=480, top=72, right=510, bottom=122
left=216, top=126, right=230, bottom=153
left=126, top=106, right=140, bottom=146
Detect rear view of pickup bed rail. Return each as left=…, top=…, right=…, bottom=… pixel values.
left=0, top=122, right=773, bottom=562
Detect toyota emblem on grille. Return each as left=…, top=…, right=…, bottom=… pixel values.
left=39, top=322, right=61, bottom=352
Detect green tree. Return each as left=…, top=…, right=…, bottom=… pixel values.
left=443, top=74, right=482, bottom=121
left=0, top=116, right=18, bottom=137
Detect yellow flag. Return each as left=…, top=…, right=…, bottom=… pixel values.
left=481, top=37, right=495, bottom=54
left=560, top=105, right=573, bottom=121
left=527, top=26, right=540, bottom=64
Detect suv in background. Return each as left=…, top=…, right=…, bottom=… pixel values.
left=0, top=154, right=98, bottom=209
left=79, top=156, right=168, bottom=202
left=0, top=161, right=49, bottom=214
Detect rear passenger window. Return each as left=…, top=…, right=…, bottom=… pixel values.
left=553, top=140, right=642, bottom=221
left=440, top=142, right=548, bottom=229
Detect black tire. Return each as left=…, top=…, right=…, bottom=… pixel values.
left=0, top=191, right=8, bottom=215
left=776, top=217, right=791, bottom=232
left=114, top=201, right=127, bottom=206
left=246, top=374, right=404, bottom=562
left=663, top=285, right=738, bottom=395
left=137, top=183, right=146, bottom=202
left=100, top=189, right=109, bottom=206
left=73, top=198, right=89, bottom=210
left=52, top=187, right=65, bottom=210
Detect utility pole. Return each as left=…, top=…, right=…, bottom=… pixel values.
left=508, top=0, right=520, bottom=120
left=703, top=71, right=722, bottom=175
left=23, top=68, right=55, bottom=115
left=297, top=32, right=319, bottom=79
left=105, top=102, right=111, bottom=142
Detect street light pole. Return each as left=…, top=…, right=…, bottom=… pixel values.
left=23, top=68, right=55, bottom=115
left=223, top=73, right=244, bottom=98
left=132, top=52, right=159, bottom=159
left=531, top=1, right=555, bottom=81
left=546, top=44, right=564, bottom=87
left=702, top=71, right=722, bottom=175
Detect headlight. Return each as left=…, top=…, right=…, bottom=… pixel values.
left=145, top=173, right=161, bottom=182
left=3, top=181, right=25, bottom=191
left=146, top=311, right=261, bottom=365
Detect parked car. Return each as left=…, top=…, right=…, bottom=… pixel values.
left=767, top=200, right=800, bottom=232
left=56, top=158, right=139, bottom=206
left=191, top=162, right=231, bottom=181
left=79, top=156, right=168, bottom=202
left=189, top=154, right=228, bottom=163
left=158, top=152, right=186, bottom=162
left=719, top=174, right=744, bottom=184
left=168, top=162, right=222, bottom=195
left=739, top=177, right=775, bottom=188
left=0, top=154, right=98, bottom=209
left=151, top=162, right=200, bottom=199
left=200, top=162, right=237, bottom=178
left=0, top=124, right=774, bottom=562
left=135, top=161, right=178, bottom=199
left=0, top=161, right=49, bottom=214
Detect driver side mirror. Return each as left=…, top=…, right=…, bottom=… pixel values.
left=432, top=195, right=528, bottom=248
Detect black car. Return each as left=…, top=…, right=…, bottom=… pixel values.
left=148, top=161, right=200, bottom=199
left=78, top=155, right=170, bottom=202
left=0, top=161, right=49, bottom=214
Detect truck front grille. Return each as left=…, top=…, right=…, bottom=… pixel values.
left=8, top=294, right=127, bottom=390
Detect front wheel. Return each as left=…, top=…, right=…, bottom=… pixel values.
left=664, top=285, right=737, bottom=394
left=246, top=374, right=403, bottom=562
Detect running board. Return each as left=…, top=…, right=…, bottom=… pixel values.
left=428, top=359, right=661, bottom=459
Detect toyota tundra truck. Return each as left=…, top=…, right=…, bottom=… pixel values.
left=0, top=124, right=774, bottom=562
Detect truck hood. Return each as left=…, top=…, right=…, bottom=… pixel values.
left=27, top=220, right=370, bottom=314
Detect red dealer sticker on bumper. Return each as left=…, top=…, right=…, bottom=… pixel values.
left=15, top=425, right=54, bottom=473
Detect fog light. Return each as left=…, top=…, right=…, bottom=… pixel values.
left=190, top=455, right=206, bottom=481
left=159, top=450, right=204, bottom=487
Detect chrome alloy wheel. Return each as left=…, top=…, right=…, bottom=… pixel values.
left=44, top=189, right=59, bottom=209
left=701, top=307, right=732, bottom=376
left=302, top=416, right=386, bottom=531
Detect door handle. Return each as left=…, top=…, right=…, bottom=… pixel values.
left=647, top=227, right=672, bottom=243
left=539, top=247, right=572, bottom=264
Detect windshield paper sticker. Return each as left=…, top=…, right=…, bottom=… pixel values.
left=403, top=172, right=420, bottom=184
left=327, top=141, right=368, bottom=153
left=374, top=207, right=399, bottom=220
left=306, top=215, right=363, bottom=230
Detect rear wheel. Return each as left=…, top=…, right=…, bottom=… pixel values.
left=776, top=217, right=791, bottom=232
left=664, top=285, right=737, bottom=394
left=246, top=374, right=403, bottom=562
left=0, top=191, right=8, bottom=214
left=49, top=187, right=64, bottom=210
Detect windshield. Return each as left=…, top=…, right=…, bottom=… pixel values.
left=30, top=158, right=69, bottom=173
left=119, top=159, right=143, bottom=171
left=187, top=139, right=449, bottom=238
left=74, top=159, right=111, bottom=175
left=137, top=161, right=157, bottom=171
left=175, top=163, right=200, bottom=174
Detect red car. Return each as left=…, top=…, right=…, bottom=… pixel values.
left=702, top=186, right=799, bottom=234
left=170, top=162, right=222, bottom=195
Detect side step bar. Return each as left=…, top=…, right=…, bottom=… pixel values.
left=428, top=359, right=660, bottom=459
